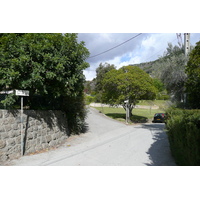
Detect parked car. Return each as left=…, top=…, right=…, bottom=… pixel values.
left=152, top=113, right=165, bottom=123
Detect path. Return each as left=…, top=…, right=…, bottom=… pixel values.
left=8, top=107, right=176, bottom=166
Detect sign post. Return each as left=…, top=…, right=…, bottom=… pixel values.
left=15, top=90, right=29, bottom=156
left=124, top=100, right=129, bottom=124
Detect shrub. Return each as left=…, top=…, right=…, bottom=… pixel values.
left=85, top=95, right=95, bottom=105
left=166, top=108, right=200, bottom=165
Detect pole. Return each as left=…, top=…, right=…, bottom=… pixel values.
left=124, top=100, right=129, bottom=124
left=21, top=97, right=23, bottom=156
left=126, top=101, right=128, bottom=124
left=184, top=33, right=190, bottom=58
left=184, top=33, right=190, bottom=104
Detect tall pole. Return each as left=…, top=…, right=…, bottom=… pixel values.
left=184, top=33, right=190, bottom=57
left=126, top=101, right=128, bottom=124
left=21, top=97, right=23, bottom=156
left=184, top=33, right=190, bottom=104
left=15, top=89, right=29, bottom=156
left=124, top=100, right=129, bottom=124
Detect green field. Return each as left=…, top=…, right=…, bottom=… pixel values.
left=94, top=106, right=165, bottom=124
left=137, top=100, right=167, bottom=106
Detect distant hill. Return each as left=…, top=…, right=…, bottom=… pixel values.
left=130, top=59, right=159, bottom=75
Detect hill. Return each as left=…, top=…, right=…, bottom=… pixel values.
left=131, top=59, right=159, bottom=75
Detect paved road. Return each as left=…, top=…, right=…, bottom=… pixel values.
left=8, top=107, right=176, bottom=166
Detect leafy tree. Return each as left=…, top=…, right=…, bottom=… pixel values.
left=102, top=66, right=157, bottom=117
left=152, top=78, right=169, bottom=100
left=149, top=43, right=188, bottom=102
left=152, top=78, right=164, bottom=92
left=185, top=41, right=200, bottom=108
left=164, top=42, right=184, bottom=57
left=0, top=33, right=90, bottom=133
left=84, top=81, right=92, bottom=94
left=94, top=62, right=116, bottom=102
left=95, top=63, right=116, bottom=91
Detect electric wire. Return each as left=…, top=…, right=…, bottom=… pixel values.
left=87, top=33, right=142, bottom=59
left=85, top=36, right=178, bottom=72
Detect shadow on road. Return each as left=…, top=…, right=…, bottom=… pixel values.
left=105, top=113, right=148, bottom=123
left=139, top=123, right=176, bottom=166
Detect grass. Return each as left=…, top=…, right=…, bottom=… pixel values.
left=95, top=106, right=165, bottom=124
left=137, top=100, right=167, bottom=106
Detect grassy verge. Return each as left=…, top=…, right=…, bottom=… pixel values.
left=94, top=106, right=165, bottom=124
left=138, top=100, right=167, bottom=107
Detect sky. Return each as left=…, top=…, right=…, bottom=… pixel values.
left=78, top=33, right=200, bottom=81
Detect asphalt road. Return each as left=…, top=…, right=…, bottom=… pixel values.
left=8, top=107, right=176, bottom=166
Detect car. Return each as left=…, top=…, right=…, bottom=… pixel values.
left=152, top=113, right=165, bottom=123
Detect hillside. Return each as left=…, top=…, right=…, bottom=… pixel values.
left=131, top=59, right=159, bottom=75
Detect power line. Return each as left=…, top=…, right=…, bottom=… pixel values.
left=85, top=37, right=178, bottom=72
left=143, top=37, right=177, bottom=62
left=87, top=33, right=142, bottom=59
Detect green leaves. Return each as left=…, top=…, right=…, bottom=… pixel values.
left=185, top=41, right=200, bottom=108
left=102, top=66, right=157, bottom=109
left=0, top=33, right=90, bottom=108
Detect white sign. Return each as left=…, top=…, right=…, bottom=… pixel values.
left=0, top=90, right=14, bottom=94
left=15, top=90, right=29, bottom=96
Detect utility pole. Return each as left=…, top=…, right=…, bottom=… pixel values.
left=183, top=33, right=190, bottom=104
left=184, top=33, right=190, bottom=57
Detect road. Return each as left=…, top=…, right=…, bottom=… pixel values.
left=8, top=107, right=176, bottom=166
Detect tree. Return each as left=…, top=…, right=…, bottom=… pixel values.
left=152, top=78, right=169, bottom=100
left=0, top=33, right=90, bottom=133
left=150, top=43, right=188, bottom=102
left=95, top=63, right=116, bottom=91
left=94, top=62, right=116, bottom=102
left=185, top=41, right=200, bottom=108
left=102, top=66, right=157, bottom=117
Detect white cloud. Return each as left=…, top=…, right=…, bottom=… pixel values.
left=80, top=33, right=200, bottom=80
left=83, top=70, right=96, bottom=81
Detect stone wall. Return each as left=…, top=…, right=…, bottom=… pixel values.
left=0, top=109, right=69, bottom=163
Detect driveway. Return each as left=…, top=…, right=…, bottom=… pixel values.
left=8, top=107, right=176, bottom=166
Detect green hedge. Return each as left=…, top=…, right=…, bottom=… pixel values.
left=166, top=108, right=200, bottom=165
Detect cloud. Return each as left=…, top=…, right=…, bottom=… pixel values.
left=79, top=33, right=200, bottom=80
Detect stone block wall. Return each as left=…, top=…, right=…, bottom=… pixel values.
left=0, top=109, right=69, bottom=163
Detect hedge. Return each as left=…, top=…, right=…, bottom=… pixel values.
left=165, top=108, right=200, bottom=165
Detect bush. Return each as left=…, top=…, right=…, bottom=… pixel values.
left=166, top=108, right=200, bottom=165
left=85, top=95, right=95, bottom=105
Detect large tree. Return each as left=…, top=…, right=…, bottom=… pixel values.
left=94, top=62, right=116, bottom=102
left=152, top=43, right=188, bottom=102
left=102, top=66, right=157, bottom=116
left=95, top=63, right=116, bottom=91
left=0, top=33, right=90, bottom=133
left=185, top=41, right=200, bottom=108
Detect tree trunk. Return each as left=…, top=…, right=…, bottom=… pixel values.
left=122, top=102, right=134, bottom=122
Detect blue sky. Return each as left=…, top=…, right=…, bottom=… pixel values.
left=78, top=33, right=200, bottom=80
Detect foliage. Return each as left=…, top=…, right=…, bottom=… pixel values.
left=185, top=41, right=200, bottom=108
left=0, top=33, right=90, bottom=134
left=152, top=78, right=169, bottom=100
left=160, top=54, right=187, bottom=102
left=94, top=62, right=116, bottom=102
left=152, top=78, right=164, bottom=92
left=85, top=95, right=95, bottom=105
left=155, top=44, right=188, bottom=102
left=95, top=62, right=116, bottom=91
left=132, top=43, right=187, bottom=103
left=165, top=107, right=200, bottom=165
left=84, top=81, right=92, bottom=94
left=102, top=66, right=157, bottom=115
